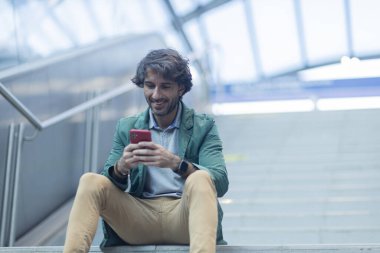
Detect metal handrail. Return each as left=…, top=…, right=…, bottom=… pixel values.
left=0, top=34, right=154, bottom=130
left=0, top=123, right=14, bottom=246
left=0, top=81, right=135, bottom=247
left=0, top=35, right=150, bottom=247
left=9, top=123, right=24, bottom=246
left=0, top=82, right=43, bottom=130
left=0, top=35, right=145, bottom=81
left=0, top=81, right=134, bottom=131
left=41, top=84, right=134, bottom=129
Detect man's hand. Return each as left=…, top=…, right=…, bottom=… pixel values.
left=131, top=141, right=181, bottom=171
left=116, top=143, right=141, bottom=176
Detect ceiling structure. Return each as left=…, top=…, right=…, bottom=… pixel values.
left=1, top=0, right=380, bottom=99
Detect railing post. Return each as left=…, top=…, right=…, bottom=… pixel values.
left=84, top=94, right=94, bottom=174
left=84, top=91, right=101, bottom=174
left=90, top=98, right=100, bottom=173
left=9, top=123, right=24, bottom=246
left=0, top=123, right=15, bottom=246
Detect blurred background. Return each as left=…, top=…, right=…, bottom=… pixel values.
left=1, top=0, right=380, bottom=248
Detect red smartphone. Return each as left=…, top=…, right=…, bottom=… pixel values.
left=130, top=129, right=152, bottom=144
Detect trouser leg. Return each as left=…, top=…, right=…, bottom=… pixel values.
left=63, top=173, right=104, bottom=253
left=186, top=170, right=218, bottom=253
left=165, top=170, right=218, bottom=253
left=63, top=173, right=161, bottom=253
left=63, top=171, right=218, bottom=253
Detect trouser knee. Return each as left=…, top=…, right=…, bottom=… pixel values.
left=77, top=172, right=112, bottom=194
left=185, top=170, right=216, bottom=196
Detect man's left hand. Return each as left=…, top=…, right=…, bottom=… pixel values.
left=132, top=141, right=181, bottom=170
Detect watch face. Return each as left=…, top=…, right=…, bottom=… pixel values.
left=179, top=160, right=188, bottom=174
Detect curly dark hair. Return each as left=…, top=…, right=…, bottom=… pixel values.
left=131, top=48, right=193, bottom=96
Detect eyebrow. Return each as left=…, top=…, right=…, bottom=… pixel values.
left=144, top=81, right=174, bottom=85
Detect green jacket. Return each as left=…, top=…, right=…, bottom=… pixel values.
left=100, top=102, right=229, bottom=248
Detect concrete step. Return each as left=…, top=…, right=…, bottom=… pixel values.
left=227, top=171, right=380, bottom=181
left=225, top=186, right=380, bottom=199
left=222, top=211, right=380, bottom=227
left=1, top=245, right=380, bottom=253
left=226, top=181, right=380, bottom=190
left=219, top=197, right=380, bottom=213
left=223, top=228, right=380, bottom=244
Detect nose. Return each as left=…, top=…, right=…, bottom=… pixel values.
left=152, top=87, right=162, bottom=99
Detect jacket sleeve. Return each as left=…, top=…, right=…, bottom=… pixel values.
left=193, top=121, right=229, bottom=197
left=101, top=119, right=129, bottom=191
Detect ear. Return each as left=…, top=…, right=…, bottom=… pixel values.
left=178, top=83, right=186, bottom=96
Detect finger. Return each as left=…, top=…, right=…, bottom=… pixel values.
left=135, top=156, right=160, bottom=164
left=124, top=157, right=139, bottom=169
left=140, top=162, right=159, bottom=167
left=122, top=152, right=134, bottom=162
left=125, top=143, right=140, bottom=152
left=134, top=154, right=157, bottom=161
left=125, top=155, right=138, bottom=162
left=137, top=142, right=157, bottom=149
left=132, top=148, right=155, bottom=156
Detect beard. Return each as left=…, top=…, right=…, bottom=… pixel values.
left=147, top=96, right=180, bottom=117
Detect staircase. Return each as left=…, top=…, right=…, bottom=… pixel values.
left=2, top=108, right=380, bottom=252
left=217, top=109, right=380, bottom=244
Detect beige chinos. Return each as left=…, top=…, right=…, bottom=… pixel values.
left=63, top=170, right=217, bottom=253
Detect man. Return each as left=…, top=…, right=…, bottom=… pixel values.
left=63, top=49, right=229, bottom=253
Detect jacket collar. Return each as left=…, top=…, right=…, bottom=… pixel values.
left=149, top=102, right=182, bottom=130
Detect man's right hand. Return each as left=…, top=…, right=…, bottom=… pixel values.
left=116, top=144, right=141, bottom=176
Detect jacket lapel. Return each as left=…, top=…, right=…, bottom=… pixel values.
left=134, top=108, right=150, bottom=129
left=178, top=102, right=193, bottom=159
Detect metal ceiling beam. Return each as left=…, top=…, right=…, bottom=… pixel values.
left=243, top=0, right=265, bottom=80
left=41, top=1, right=79, bottom=46
left=343, top=0, right=354, bottom=57
left=83, top=0, right=102, bottom=39
left=252, top=53, right=380, bottom=82
left=162, top=0, right=194, bottom=52
left=162, top=0, right=210, bottom=102
left=294, top=0, right=309, bottom=68
left=180, top=0, right=233, bottom=23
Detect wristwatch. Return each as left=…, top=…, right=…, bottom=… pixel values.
left=176, top=160, right=189, bottom=176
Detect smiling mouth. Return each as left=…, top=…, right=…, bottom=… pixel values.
left=152, top=100, right=166, bottom=108
left=152, top=99, right=166, bottom=104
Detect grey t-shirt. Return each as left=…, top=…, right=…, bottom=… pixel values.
left=142, top=104, right=185, bottom=199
